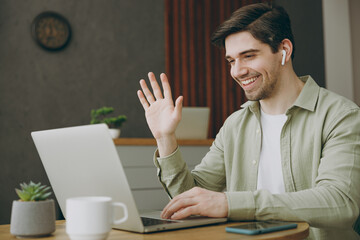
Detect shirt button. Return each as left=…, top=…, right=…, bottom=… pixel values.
left=256, top=128, right=260, bottom=134
left=252, top=160, right=257, bottom=165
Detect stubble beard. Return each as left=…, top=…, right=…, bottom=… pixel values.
left=243, top=76, right=277, bottom=101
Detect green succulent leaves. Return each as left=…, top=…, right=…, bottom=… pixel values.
left=15, top=181, right=52, bottom=201
left=90, top=106, right=127, bottom=129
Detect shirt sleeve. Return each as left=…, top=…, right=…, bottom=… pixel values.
left=153, top=123, right=227, bottom=198
left=153, top=147, right=195, bottom=198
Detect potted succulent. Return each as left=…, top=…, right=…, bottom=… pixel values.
left=10, top=181, right=55, bottom=238
left=90, top=106, right=127, bottom=138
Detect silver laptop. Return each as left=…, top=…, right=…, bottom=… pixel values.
left=175, top=107, right=210, bottom=139
left=31, top=124, right=226, bottom=233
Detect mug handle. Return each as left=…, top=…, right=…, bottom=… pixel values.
left=112, top=202, right=128, bottom=225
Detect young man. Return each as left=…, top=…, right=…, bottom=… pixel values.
left=137, top=3, right=360, bottom=239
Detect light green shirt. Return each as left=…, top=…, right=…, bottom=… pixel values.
left=154, top=76, right=360, bottom=240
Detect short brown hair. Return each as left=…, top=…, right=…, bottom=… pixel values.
left=211, top=3, right=295, bottom=59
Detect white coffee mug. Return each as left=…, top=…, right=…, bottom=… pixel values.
left=66, top=196, right=128, bottom=240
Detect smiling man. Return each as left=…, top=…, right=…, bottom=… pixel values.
left=137, top=3, right=360, bottom=240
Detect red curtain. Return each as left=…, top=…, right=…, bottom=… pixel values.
left=165, top=0, right=266, bottom=137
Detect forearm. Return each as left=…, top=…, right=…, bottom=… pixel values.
left=226, top=186, right=359, bottom=229
left=154, top=135, right=227, bottom=197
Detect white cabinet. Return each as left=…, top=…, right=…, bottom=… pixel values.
left=114, top=139, right=213, bottom=211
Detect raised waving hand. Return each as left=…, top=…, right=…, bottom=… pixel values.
left=137, top=72, right=183, bottom=156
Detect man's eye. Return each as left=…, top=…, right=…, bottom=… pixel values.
left=227, top=59, right=235, bottom=65
left=245, top=54, right=254, bottom=58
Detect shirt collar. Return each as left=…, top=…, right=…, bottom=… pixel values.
left=240, top=100, right=259, bottom=113
left=240, top=75, right=320, bottom=113
left=292, top=75, right=320, bottom=112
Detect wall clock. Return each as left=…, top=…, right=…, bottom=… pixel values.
left=32, top=11, right=71, bottom=51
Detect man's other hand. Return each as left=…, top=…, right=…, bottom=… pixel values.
left=161, top=187, right=228, bottom=220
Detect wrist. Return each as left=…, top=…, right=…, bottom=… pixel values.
left=156, top=134, right=178, bottom=157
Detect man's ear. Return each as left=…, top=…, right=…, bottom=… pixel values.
left=280, top=39, right=293, bottom=65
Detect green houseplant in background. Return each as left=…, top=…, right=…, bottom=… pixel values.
left=10, top=181, right=55, bottom=238
left=90, top=106, right=127, bottom=138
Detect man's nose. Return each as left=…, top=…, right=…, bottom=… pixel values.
left=232, top=60, right=248, bottom=79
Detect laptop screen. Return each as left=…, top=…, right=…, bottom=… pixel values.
left=175, top=107, right=210, bottom=139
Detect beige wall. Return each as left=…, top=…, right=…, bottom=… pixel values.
left=350, top=0, right=360, bottom=105
left=322, top=0, right=353, bottom=100
left=323, top=0, right=360, bottom=105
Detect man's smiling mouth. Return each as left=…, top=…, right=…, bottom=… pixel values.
left=241, top=75, right=260, bottom=86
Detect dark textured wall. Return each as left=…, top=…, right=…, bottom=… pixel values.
left=0, top=0, right=325, bottom=224
left=274, top=0, right=325, bottom=87
left=0, top=0, right=164, bottom=224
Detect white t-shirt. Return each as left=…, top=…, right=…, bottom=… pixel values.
left=257, top=108, right=287, bottom=194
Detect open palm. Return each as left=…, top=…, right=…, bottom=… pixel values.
left=137, top=72, right=183, bottom=140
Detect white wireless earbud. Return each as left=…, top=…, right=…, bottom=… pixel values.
left=281, top=50, right=286, bottom=66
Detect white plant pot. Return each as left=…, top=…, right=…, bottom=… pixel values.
left=109, top=128, right=121, bottom=138
left=10, top=199, right=56, bottom=238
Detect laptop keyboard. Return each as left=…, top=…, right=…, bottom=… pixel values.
left=141, top=217, right=180, bottom=226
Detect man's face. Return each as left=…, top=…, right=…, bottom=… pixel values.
left=225, top=31, right=281, bottom=101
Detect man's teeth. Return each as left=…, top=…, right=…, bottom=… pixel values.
left=242, top=76, right=257, bottom=85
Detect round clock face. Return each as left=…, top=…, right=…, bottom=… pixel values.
left=32, top=11, right=71, bottom=51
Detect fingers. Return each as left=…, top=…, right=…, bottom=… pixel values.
left=138, top=72, right=173, bottom=108
left=139, top=79, right=156, bottom=105
left=174, top=96, right=183, bottom=119
left=161, top=196, right=198, bottom=220
left=161, top=187, right=228, bottom=220
left=171, top=206, right=198, bottom=220
left=160, top=73, right=172, bottom=99
left=137, top=90, right=149, bottom=110
left=148, top=72, right=164, bottom=100
left=161, top=187, right=201, bottom=219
